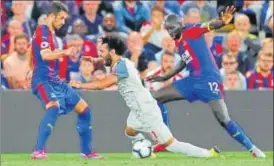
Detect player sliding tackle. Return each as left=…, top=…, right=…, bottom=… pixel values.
left=70, top=35, right=220, bottom=158
left=147, top=6, right=265, bottom=158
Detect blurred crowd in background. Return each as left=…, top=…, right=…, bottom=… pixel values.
left=1, top=0, right=273, bottom=91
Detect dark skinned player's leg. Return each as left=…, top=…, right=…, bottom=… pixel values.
left=208, top=99, right=265, bottom=158
left=152, top=85, right=185, bottom=127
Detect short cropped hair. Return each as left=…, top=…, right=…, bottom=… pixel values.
left=161, top=50, right=174, bottom=60
left=151, top=5, right=165, bottom=15
left=47, top=1, right=68, bottom=16
left=258, top=50, right=273, bottom=59
left=101, top=35, right=127, bottom=56
left=80, top=57, right=94, bottom=65
left=222, top=52, right=237, bottom=61
left=14, top=33, right=29, bottom=43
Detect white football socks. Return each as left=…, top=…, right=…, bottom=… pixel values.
left=166, top=139, right=212, bottom=158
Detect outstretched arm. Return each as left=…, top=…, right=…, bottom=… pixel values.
left=70, top=75, right=118, bottom=90
left=147, top=59, right=186, bottom=82
left=207, top=6, right=236, bottom=31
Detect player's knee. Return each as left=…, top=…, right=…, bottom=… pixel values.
left=74, top=99, right=89, bottom=114
left=125, top=127, right=137, bottom=137
left=79, top=107, right=91, bottom=119
left=45, top=101, right=60, bottom=110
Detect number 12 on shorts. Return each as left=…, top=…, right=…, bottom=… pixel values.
left=208, top=82, right=220, bottom=94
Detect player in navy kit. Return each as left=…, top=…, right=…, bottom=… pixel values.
left=148, top=6, right=265, bottom=158
left=30, top=2, right=103, bottom=160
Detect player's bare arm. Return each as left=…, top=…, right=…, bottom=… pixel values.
left=147, top=59, right=186, bottom=82
left=207, top=6, right=236, bottom=31
left=40, top=47, right=77, bottom=61
left=70, top=75, right=118, bottom=90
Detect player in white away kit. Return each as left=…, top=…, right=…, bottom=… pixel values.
left=70, top=35, right=220, bottom=158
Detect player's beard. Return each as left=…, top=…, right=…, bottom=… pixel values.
left=104, top=53, right=112, bottom=67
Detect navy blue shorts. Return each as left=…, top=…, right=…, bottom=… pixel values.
left=33, top=81, right=82, bottom=115
left=172, top=77, right=225, bottom=103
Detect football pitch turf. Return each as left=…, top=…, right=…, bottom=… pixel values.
left=1, top=152, right=273, bottom=166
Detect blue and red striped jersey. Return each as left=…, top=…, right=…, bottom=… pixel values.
left=177, top=24, right=221, bottom=80
left=31, top=25, right=60, bottom=89
left=246, top=68, right=274, bottom=90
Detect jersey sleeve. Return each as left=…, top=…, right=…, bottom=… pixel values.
left=183, top=23, right=209, bottom=40
left=113, top=60, right=129, bottom=80
left=35, top=25, right=52, bottom=51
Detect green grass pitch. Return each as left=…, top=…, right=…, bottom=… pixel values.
left=1, top=152, right=273, bottom=166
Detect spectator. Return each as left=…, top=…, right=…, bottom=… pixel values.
left=125, top=32, right=154, bottom=79
left=71, top=57, right=95, bottom=83
left=236, top=1, right=260, bottom=36
left=181, top=1, right=218, bottom=23
left=146, top=0, right=183, bottom=17
left=154, top=35, right=181, bottom=65
left=224, top=71, right=244, bottom=90
left=80, top=1, right=102, bottom=40
left=65, top=34, right=85, bottom=81
left=217, top=32, right=254, bottom=75
left=220, top=53, right=246, bottom=90
left=70, top=18, right=88, bottom=37
left=113, top=0, right=150, bottom=33
left=183, top=7, right=201, bottom=25
left=234, top=14, right=255, bottom=40
left=9, top=1, right=37, bottom=39
left=1, top=19, right=24, bottom=61
left=261, top=38, right=273, bottom=54
left=79, top=1, right=114, bottom=17
left=64, top=34, right=100, bottom=81
left=145, top=51, right=184, bottom=91
left=234, top=14, right=260, bottom=57
left=246, top=51, right=273, bottom=90
left=98, top=13, right=128, bottom=39
left=3, top=34, right=31, bottom=89
left=140, top=5, right=169, bottom=50
left=93, top=70, right=118, bottom=91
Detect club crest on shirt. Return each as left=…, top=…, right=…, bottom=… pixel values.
left=41, top=42, right=49, bottom=49
left=181, top=50, right=192, bottom=64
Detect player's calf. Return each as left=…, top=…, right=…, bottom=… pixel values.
left=34, top=101, right=59, bottom=152
left=76, top=106, right=104, bottom=159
